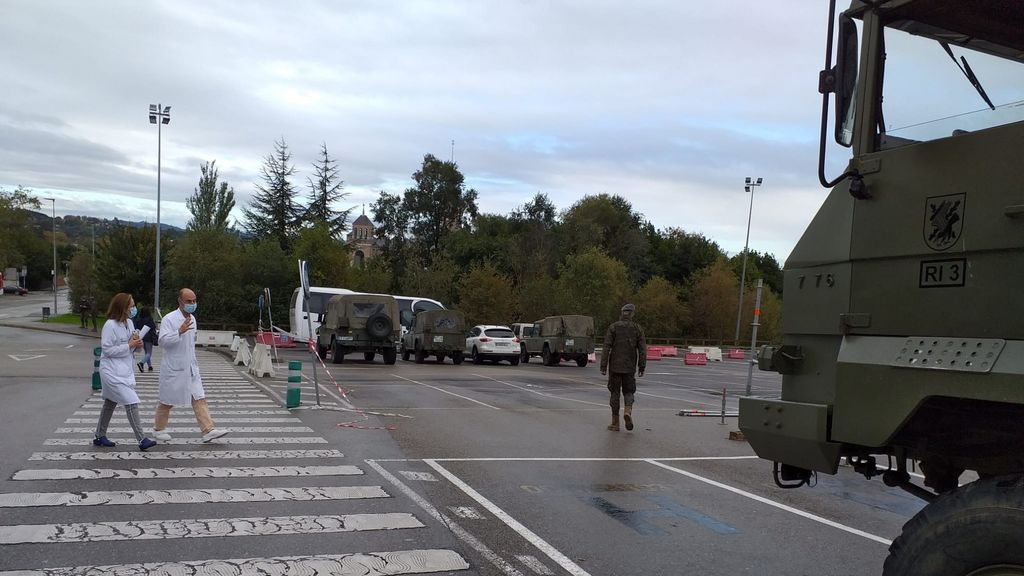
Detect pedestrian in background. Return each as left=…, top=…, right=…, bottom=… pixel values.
left=133, top=306, right=157, bottom=373
left=599, top=303, right=647, bottom=432
left=153, top=288, right=227, bottom=443
left=94, top=292, right=157, bottom=450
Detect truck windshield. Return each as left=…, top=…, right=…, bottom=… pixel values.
left=879, top=16, right=1024, bottom=147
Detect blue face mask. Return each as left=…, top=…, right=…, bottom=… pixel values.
left=184, top=303, right=197, bottom=314
left=129, top=306, right=138, bottom=319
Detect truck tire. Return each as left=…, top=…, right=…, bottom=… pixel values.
left=414, top=341, right=426, bottom=364
left=435, top=353, right=445, bottom=364
left=576, top=354, right=588, bottom=367
left=883, top=474, right=1024, bottom=576
left=366, top=313, right=393, bottom=339
left=363, top=351, right=375, bottom=362
left=401, top=344, right=410, bottom=362
left=316, top=341, right=328, bottom=359
left=382, top=347, right=397, bottom=365
left=521, top=344, right=530, bottom=364
left=452, top=351, right=464, bottom=365
left=472, top=347, right=483, bottom=365
left=509, top=355, right=520, bottom=366
left=541, top=345, right=552, bottom=366
left=331, top=340, right=345, bottom=364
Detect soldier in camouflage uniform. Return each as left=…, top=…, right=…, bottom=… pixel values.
left=600, top=303, right=646, bottom=431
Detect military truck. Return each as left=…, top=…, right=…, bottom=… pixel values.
left=315, top=293, right=399, bottom=365
left=520, top=315, right=595, bottom=367
left=738, top=2, right=1024, bottom=574
left=400, top=309, right=467, bottom=365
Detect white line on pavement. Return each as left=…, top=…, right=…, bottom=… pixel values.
left=392, top=374, right=501, bottom=410
left=0, top=485, right=387, bottom=507
left=13, top=465, right=362, bottom=480
left=472, top=374, right=607, bottom=407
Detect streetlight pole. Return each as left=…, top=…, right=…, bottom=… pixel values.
left=45, top=197, right=57, bottom=317
left=149, top=104, right=171, bottom=314
left=734, top=176, right=763, bottom=344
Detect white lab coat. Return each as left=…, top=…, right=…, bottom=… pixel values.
left=99, top=319, right=141, bottom=405
left=157, top=308, right=206, bottom=407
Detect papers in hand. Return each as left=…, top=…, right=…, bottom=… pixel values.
left=138, top=325, right=151, bottom=340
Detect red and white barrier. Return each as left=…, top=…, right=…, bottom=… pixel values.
left=256, top=331, right=296, bottom=348
left=648, top=345, right=678, bottom=357
left=727, top=349, right=746, bottom=360
left=646, top=348, right=663, bottom=361
left=684, top=352, right=708, bottom=366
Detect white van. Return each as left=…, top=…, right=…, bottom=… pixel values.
left=289, top=286, right=445, bottom=342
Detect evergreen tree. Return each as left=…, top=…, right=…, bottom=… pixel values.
left=242, top=138, right=299, bottom=250
left=186, top=160, right=235, bottom=231
left=303, top=143, right=352, bottom=239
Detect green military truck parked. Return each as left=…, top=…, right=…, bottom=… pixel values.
left=520, top=315, right=595, bottom=367
left=738, top=2, right=1024, bottom=574
left=316, top=293, right=399, bottom=365
left=401, top=309, right=467, bottom=365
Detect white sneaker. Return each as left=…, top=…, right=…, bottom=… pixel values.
left=153, top=431, right=172, bottom=441
left=201, top=428, right=228, bottom=443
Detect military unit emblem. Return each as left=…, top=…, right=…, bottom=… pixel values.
left=924, top=193, right=965, bottom=251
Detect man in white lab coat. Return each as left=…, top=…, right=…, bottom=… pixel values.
left=153, top=288, right=228, bottom=443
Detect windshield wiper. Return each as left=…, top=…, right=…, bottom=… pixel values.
left=940, top=41, right=995, bottom=110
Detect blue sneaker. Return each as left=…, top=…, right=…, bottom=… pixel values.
left=92, top=436, right=116, bottom=447
left=139, top=438, right=157, bottom=451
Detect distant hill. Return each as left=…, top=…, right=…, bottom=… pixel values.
left=24, top=210, right=186, bottom=247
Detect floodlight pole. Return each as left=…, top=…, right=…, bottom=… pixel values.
left=46, top=197, right=57, bottom=316
left=734, top=177, right=763, bottom=344
left=149, top=104, right=171, bottom=314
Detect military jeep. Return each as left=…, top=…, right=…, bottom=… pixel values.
left=520, top=315, right=595, bottom=367
left=400, top=309, right=467, bottom=365
left=316, top=294, right=399, bottom=365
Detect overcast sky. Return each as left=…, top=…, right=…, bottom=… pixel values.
left=1, top=0, right=855, bottom=261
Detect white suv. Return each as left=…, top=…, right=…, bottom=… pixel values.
left=465, top=325, right=520, bottom=366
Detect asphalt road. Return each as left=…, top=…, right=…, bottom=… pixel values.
left=0, top=308, right=924, bottom=575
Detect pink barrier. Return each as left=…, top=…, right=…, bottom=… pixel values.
left=684, top=352, right=708, bottom=366
left=646, top=348, right=663, bottom=361
left=728, top=349, right=745, bottom=360
left=256, top=332, right=296, bottom=348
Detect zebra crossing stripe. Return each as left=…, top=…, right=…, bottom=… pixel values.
left=55, top=426, right=314, bottom=434
left=13, top=465, right=362, bottom=480
left=0, top=548, right=470, bottom=575
left=44, top=437, right=328, bottom=445
left=0, top=485, right=388, bottom=507
left=85, top=399, right=276, bottom=404
left=29, top=449, right=345, bottom=461
left=0, top=513, right=423, bottom=544
left=73, top=409, right=292, bottom=416
left=64, top=417, right=301, bottom=424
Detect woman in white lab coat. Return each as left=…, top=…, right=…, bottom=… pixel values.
left=93, top=292, right=156, bottom=450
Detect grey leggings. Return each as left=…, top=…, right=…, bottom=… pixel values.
left=94, top=399, right=146, bottom=441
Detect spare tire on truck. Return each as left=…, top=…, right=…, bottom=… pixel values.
left=366, top=313, right=393, bottom=339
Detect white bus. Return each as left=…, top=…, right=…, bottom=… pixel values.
left=289, top=286, right=445, bottom=342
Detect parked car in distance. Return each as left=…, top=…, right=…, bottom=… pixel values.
left=510, top=322, right=534, bottom=341
left=521, top=315, right=595, bottom=367
left=2, top=285, right=28, bottom=296
left=465, top=325, right=520, bottom=365
left=316, top=293, right=400, bottom=365
left=401, top=309, right=467, bottom=365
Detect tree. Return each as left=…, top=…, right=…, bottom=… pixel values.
left=556, top=247, right=631, bottom=333
left=164, top=228, right=245, bottom=323
left=509, top=193, right=559, bottom=279
left=686, top=258, right=739, bottom=342
left=242, top=138, right=299, bottom=250
left=730, top=250, right=784, bottom=296
left=634, top=276, right=688, bottom=339
left=560, top=194, right=653, bottom=285
left=401, top=254, right=458, bottom=307
left=292, top=223, right=350, bottom=288
left=403, top=154, right=479, bottom=265
left=515, top=275, right=559, bottom=323
left=0, top=186, right=41, bottom=274
left=187, top=161, right=236, bottom=232
left=94, top=222, right=158, bottom=307
left=370, top=190, right=411, bottom=290
left=650, top=228, right=724, bottom=287
left=67, top=251, right=98, bottom=311
left=456, top=263, right=516, bottom=326
left=303, top=143, right=352, bottom=239
left=350, top=257, right=393, bottom=294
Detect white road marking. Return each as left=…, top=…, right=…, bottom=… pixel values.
left=44, top=436, right=328, bottom=445
left=0, top=549, right=469, bottom=576
left=554, top=375, right=718, bottom=408
left=84, top=399, right=276, bottom=405
left=64, top=417, right=301, bottom=424
left=0, top=513, right=423, bottom=544
left=399, top=471, right=438, bottom=481
left=449, top=506, right=485, bottom=519
left=517, top=555, right=555, bottom=575
left=473, top=374, right=607, bottom=407
left=29, top=449, right=345, bottom=461
left=388, top=456, right=760, bottom=462
left=0, top=485, right=387, bottom=507
left=367, top=459, right=526, bottom=576
left=644, top=459, right=892, bottom=545
left=56, top=426, right=313, bottom=434
left=72, top=409, right=292, bottom=416
left=8, top=354, right=45, bottom=361
left=13, top=465, right=362, bottom=480
left=424, top=459, right=592, bottom=576
left=392, top=374, right=501, bottom=410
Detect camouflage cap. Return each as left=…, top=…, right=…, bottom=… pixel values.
left=621, top=303, right=636, bottom=313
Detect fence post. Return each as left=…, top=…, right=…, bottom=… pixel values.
left=287, top=360, right=302, bottom=408
left=720, top=388, right=727, bottom=425
left=92, top=347, right=102, bottom=390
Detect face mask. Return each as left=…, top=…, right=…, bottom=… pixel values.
left=129, top=306, right=138, bottom=319
left=184, top=303, right=197, bottom=314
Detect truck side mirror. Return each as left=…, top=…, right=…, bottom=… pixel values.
left=834, top=14, right=858, bottom=146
